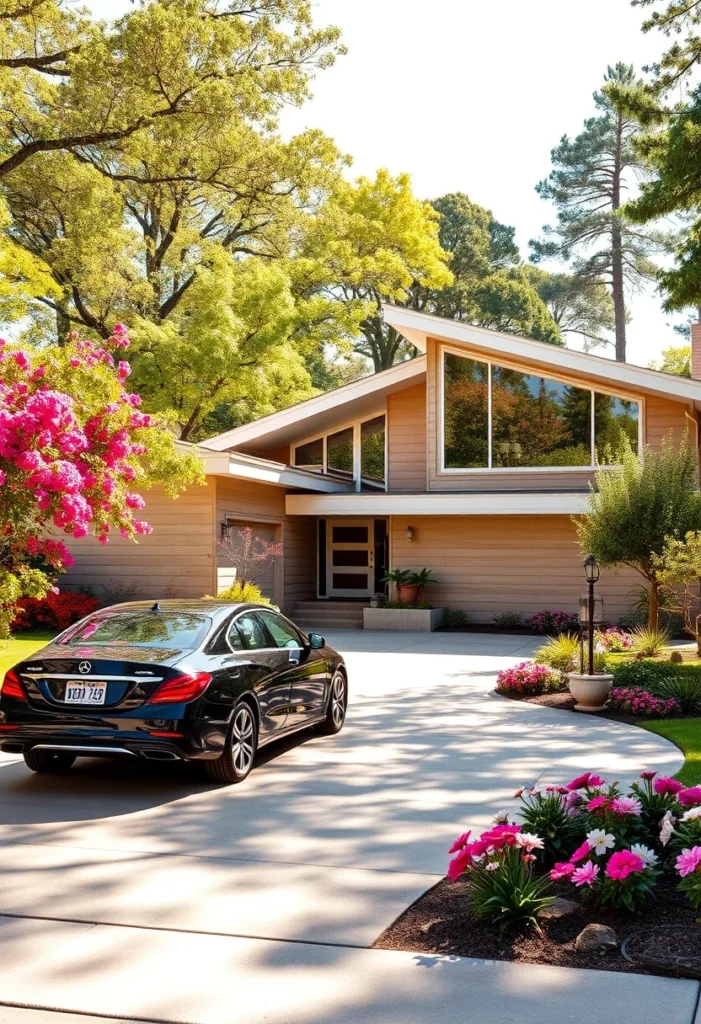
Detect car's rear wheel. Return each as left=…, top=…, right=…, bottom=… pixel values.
left=203, top=701, right=258, bottom=784
left=23, top=749, right=76, bottom=774
left=317, top=669, right=347, bottom=736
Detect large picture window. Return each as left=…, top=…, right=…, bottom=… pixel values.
left=442, top=349, right=640, bottom=471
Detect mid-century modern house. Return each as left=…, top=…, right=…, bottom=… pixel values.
left=61, top=306, right=701, bottom=629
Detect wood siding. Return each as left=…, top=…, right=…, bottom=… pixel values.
left=390, top=513, right=640, bottom=621
left=62, top=481, right=217, bottom=601
left=645, top=394, right=694, bottom=451
left=387, top=381, right=427, bottom=491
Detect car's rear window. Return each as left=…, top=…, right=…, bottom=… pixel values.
left=56, top=611, right=211, bottom=649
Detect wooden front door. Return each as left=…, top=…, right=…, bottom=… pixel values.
left=327, top=520, right=375, bottom=598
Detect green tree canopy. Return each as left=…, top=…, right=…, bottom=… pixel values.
left=527, top=269, right=615, bottom=350
left=575, top=434, right=701, bottom=627
left=531, top=63, right=667, bottom=363
left=649, top=343, right=691, bottom=375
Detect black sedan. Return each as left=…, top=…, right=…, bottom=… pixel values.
left=0, top=600, right=348, bottom=784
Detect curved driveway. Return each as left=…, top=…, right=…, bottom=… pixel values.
left=0, top=630, right=693, bottom=1024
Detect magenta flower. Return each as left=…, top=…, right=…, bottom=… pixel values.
left=448, top=831, right=471, bottom=855
left=572, top=861, right=600, bottom=887
left=586, top=795, right=611, bottom=812
left=678, top=787, right=701, bottom=808
left=605, top=850, right=646, bottom=880
left=447, top=844, right=474, bottom=880
left=654, top=777, right=684, bottom=796
left=566, top=772, right=599, bottom=791
left=675, top=846, right=701, bottom=879
left=549, top=861, right=576, bottom=880
left=570, top=840, right=592, bottom=864
left=610, top=796, right=642, bottom=816
left=640, top=770, right=657, bottom=781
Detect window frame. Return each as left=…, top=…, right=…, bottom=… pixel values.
left=292, top=410, right=388, bottom=492
left=256, top=609, right=305, bottom=651
left=439, top=344, right=644, bottom=474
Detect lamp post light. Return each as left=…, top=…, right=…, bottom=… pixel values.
left=581, top=554, right=601, bottom=676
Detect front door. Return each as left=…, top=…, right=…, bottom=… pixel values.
left=327, top=519, right=375, bottom=598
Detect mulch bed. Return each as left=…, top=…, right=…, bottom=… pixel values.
left=373, top=874, right=701, bottom=977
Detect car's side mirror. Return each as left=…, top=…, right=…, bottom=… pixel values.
left=308, top=633, right=325, bottom=650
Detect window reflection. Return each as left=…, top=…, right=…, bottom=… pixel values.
left=444, top=353, right=489, bottom=468
left=491, top=368, right=591, bottom=467
left=361, top=415, right=385, bottom=490
left=595, top=394, right=639, bottom=458
left=294, top=437, right=323, bottom=470
left=327, top=428, right=354, bottom=478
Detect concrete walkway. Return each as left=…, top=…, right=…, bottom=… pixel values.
left=0, top=630, right=696, bottom=1024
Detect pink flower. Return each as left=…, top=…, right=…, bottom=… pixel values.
left=586, top=795, right=611, bottom=812
left=549, top=861, right=576, bottom=880
left=572, top=861, right=600, bottom=887
left=610, top=796, right=642, bottom=817
left=605, top=850, right=646, bottom=881
left=640, top=770, right=657, bottom=781
left=448, top=831, right=471, bottom=855
left=654, top=777, right=684, bottom=796
left=117, top=360, right=131, bottom=380
left=447, top=845, right=474, bottom=880
left=566, top=772, right=605, bottom=791
left=675, top=846, right=701, bottom=879
left=11, top=350, right=30, bottom=370
left=513, top=787, right=525, bottom=799
left=570, top=840, right=592, bottom=863
left=125, top=492, right=145, bottom=510
left=678, top=787, right=701, bottom=808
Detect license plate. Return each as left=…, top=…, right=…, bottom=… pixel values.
left=64, top=681, right=108, bottom=705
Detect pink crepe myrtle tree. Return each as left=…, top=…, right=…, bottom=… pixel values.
left=218, top=525, right=284, bottom=588
left=0, top=326, right=203, bottom=637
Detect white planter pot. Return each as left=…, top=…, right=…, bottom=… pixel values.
left=567, top=673, right=613, bottom=712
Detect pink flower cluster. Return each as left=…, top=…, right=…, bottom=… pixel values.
left=596, top=627, right=633, bottom=652
left=0, top=326, right=154, bottom=566
left=525, top=610, right=579, bottom=634
left=496, top=661, right=560, bottom=696
left=676, top=846, right=701, bottom=878
left=448, top=823, right=530, bottom=880
left=608, top=686, right=680, bottom=717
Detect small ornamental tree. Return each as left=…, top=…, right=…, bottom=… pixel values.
left=575, top=434, right=701, bottom=628
left=654, top=531, right=701, bottom=653
left=0, top=325, right=203, bottom=637
left=218, top=526, right=283, bottom=588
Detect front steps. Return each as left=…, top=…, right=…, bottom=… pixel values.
left=290, top=600, right=368, bottom=631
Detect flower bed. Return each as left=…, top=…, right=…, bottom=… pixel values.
left=495, top=661, right=564, bottom=697
left=375, top=770, right=701, bottom=975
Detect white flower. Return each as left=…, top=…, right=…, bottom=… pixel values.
left=630, top=843, right=658, bottom=867
left=586, top=829, right=615, bottom=856
left=681, top=807, right=701, bottom=822
left=514, top=832, right=544, bottom=852
left=492, top=809, right=510, bottom=824
left=660, top=810, right=676, bottom=847
left=485, top=861, right=500, bottom=871
left=529, top=787, right=542, bottom=797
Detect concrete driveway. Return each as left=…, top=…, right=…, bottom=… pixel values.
left=0, top=630, right=696, bottom=1024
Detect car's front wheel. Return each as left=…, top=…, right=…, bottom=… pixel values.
left=317, top=669, right=347, bottom=736
left=23, top=748, right=76, bottom=774
left=203, top=701, right=258, bottom=784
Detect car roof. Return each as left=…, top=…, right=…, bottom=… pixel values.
left=96, top=599, right=275, bottom=625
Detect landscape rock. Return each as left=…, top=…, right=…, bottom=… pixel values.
left=575, top=923, right=618, bottom=954
left=537, top=897, right=579, bottom=920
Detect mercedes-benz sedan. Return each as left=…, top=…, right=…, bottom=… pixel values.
left=0, top=600, right=347, bottom=784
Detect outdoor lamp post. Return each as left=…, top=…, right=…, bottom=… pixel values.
left=582, top=554, right=600, bottom=676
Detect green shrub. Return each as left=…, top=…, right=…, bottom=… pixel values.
left=385, top=601, right=433, bottom=609
left=215, top=581, right=271, bottom=604
left=535, top=633, right=579, bottom=673
left=493, top=611, right=525, bottom=629
left=518, top=792, right=585, bottom=867
left=630, top=625, right=671, bottom=657
left=443, top=608, right=468, bottom=628
left=611, top=659, right=678, bottom=689
left=653, top=675, right=701, bottom=715
left=467, top=845, right=553, bottom=932
left=611, top=659, right=701, bottom=714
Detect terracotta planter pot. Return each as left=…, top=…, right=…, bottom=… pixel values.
left=567, top=672, right=613, bottom=712
left=396, top=583, right=423, bottom=605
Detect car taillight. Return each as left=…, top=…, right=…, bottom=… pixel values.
left=146, top=671, right=212, bottom=705
left=1, top=669, right=26, bottom=701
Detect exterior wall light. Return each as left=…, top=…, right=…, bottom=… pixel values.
left=406, top=525, right=414, bottom=541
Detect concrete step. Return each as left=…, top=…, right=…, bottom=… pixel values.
left=293, top=613, right=364, bottom=625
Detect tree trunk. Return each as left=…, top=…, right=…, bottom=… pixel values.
left=55, top=306, right=71, bottom=346
left=611, top=111, right=626, bottom=363
left=648, top=578, right=659, bottom=630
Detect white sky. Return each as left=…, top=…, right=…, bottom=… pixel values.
left=85, top=0, right=690, bottom=368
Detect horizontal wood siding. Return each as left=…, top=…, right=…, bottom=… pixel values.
left=645, top=394, right=694, bottom=451
left=390, top=514, right=640, bottom=621
left=62, top=481, right=216, bottom=601
left=387, top=382, right=427, bottom=491
left=284, top=517, right=317, bottom=609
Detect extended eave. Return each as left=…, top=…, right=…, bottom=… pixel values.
left=196, top=447, right=354, bottom=493
left=285, top=491, right=589, bottom=516
left=383, top=304, right=701, bottom=408
left=202, top=356, right=426, bottom=453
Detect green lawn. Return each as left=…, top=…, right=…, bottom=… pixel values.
left=641, top=718, right=701, bottom=786
left=0, top=632, right=55, bottom=682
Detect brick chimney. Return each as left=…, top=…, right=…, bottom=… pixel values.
left=692, top=318, right=701, bottom=380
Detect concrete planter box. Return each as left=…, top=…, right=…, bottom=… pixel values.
left=363, top=607, right=445, bottom=632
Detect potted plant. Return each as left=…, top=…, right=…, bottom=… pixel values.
left=381, top=568, right=436, bottom=606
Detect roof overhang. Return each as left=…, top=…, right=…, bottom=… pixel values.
left=202, top=356, right=426, bottom=453
left=383, top=304, right=701, bottom=407
left=197, top=447, right=354, bottom=492
left=285, top=491, right=589, bottom=516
